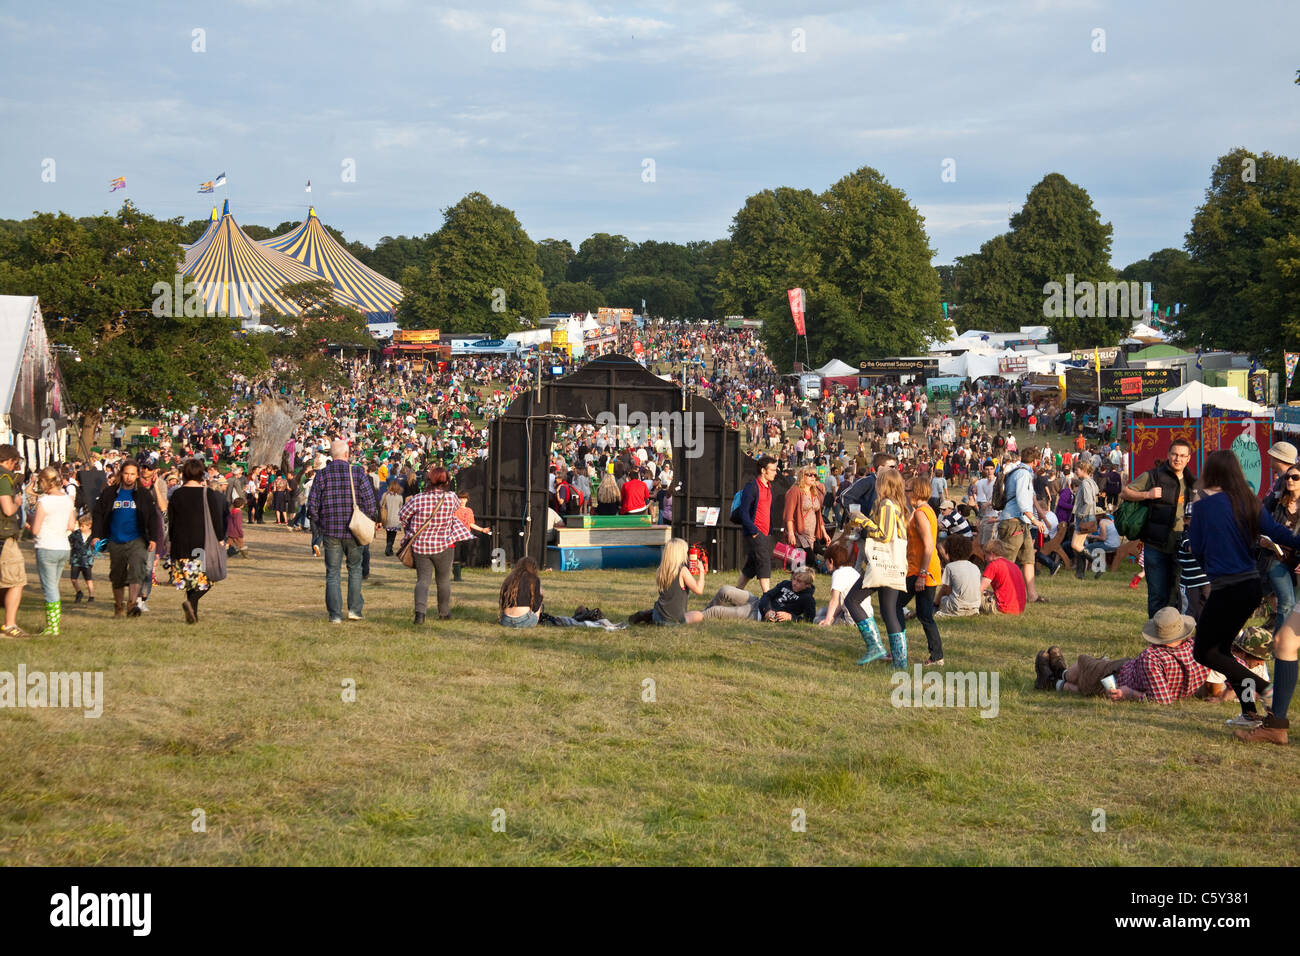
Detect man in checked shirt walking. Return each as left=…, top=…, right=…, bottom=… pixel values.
left=308, top=440, right=380, bottom=623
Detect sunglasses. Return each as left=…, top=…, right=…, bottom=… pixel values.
left=1287, top=475, right=1300, bottom=483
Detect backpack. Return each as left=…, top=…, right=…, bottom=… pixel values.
left=729, top=488, right=745, bottom=524
left=991, top=464, right=1021, bottom=512
left=555, top=481, right=583, bottom=512
left=1115, top=469, right=1155, bottom=539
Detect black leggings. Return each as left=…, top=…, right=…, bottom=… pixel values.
left=1194, top=576, right=1269, bottom=713
left=848, top=583, right=903, bottom=633
left=186, top=588, right=207, bottom=607
left=898, top=577, right=943, bottom=660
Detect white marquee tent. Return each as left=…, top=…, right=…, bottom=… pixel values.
left=0, top=295, right=70, bottom=467
left=1125, top=380, right=1269, bottom=418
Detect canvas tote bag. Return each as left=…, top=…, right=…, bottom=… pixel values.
left=348, top=466, right=377, bottom=546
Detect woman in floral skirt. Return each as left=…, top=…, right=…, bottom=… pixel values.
left=165, top=458, right=231, bottom=623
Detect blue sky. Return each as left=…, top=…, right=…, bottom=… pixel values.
left=1, top=0, right=1297, bottom=267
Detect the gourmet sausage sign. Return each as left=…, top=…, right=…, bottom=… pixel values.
left=1066, top=366, right=1181, bottom=403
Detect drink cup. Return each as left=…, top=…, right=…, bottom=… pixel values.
left=1100, top=674, right=1117, bottom=692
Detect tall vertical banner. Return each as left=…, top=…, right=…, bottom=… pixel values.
left=787, top=288, right=806, bottom=336
left=1286, top=352, right=1299, bottom=389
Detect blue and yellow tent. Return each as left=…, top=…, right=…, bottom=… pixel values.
left=181, top=201, right=367, bottom=320
left=182, top=206, right=221, bottom=259
left=261, top=208, right=403, bottom=323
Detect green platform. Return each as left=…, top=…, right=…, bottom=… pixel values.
left=564, top=514, right=653, bottom=528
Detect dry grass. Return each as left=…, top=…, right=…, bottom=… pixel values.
left=1, top=519, right=1297, bottom=866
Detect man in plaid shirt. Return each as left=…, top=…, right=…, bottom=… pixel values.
left=307, top=440, right=380, bottom=623
left=1046, top=606, right=1209, bottom=702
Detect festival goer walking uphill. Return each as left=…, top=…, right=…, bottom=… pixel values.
left=30, top=467, right=76, bottom=636
left=996, top=446, right=1048, bottom=604
left=307, top=440, right=380, bottom=624
left=735, top=457, right=778, bottom=595
left=1189, top=451, right=1300, bottom=741
left=1120, top=439, right=1196, bottom=617
left=166, top=459, right=231, bottom=624
left=1071, top=459, right=1099, bottom=579
left=398, top=466, right=473, bottom=625
left=91, top=460, right=158, bottom=620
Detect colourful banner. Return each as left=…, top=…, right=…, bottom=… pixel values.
left=1286, top=352, right=1299, bottom=388
left=787, top=288, right=806, bottom=336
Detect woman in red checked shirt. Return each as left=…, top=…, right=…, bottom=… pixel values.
left=398, top=466, right=474, bottom=625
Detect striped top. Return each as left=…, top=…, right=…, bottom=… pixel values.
left=1177, top=536, right=1209, bottom=589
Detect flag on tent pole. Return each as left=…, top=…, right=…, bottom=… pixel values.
left=787, top=288, right=806, bottom=336
left=213, top=172, right=227, bottom=188
left=1196, top=348, right=1203, bottom=371
left=1285, top=352, right=1299, bottom=388
left=109, top=176, right=126, bottom=192
left=305, top=180, right=312, bottom=193
left=198, top=181, right=215, bottom=193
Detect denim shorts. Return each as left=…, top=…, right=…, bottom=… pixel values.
left=500, top=609, right=539, bottom=628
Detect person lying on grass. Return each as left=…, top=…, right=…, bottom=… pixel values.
left=628, top=538, right=706, bottom=625
left=702, top=570, right=816, bottom=622
left=1033, top=606, right=1208, bottom=702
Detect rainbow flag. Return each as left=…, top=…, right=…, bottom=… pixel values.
left=198, top=180, right=215, bottom=193
left=109, top=176, right=126, bottom=192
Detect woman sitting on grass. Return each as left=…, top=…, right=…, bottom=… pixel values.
left=628, top=538, right=705, bottom=625
left=499, top=557, right=543, bottom=628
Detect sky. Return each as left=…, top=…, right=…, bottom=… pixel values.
left=1, top=0, right=1298, bottom=267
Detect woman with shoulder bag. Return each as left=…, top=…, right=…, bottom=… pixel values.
left=165, top=458, right=231, bottom=624
left=398, top=466, right=473, bottom=625
left=1070, top=459, right=1100, bottom=578
left=853, top=466, right=909, bottom=668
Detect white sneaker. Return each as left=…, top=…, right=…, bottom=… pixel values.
left=347, top=611, right=364, bottom=620
left=1225, top=713, right=1264, bottom=728
left=137, top=599, right=149, bottom=613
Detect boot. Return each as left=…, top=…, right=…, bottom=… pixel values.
left=888, top=632, right=909, bottom=672
left=38, top=601, right=61, bottom=636
left=1234, top=713, right=1289, bottom=745
left=855, top=617, right=887, bottom=666
left=1075, top=553, right=1087, bottom=580
left=414, top=611, right=426, bottom=625
left=114, top=587, right=126, bottom=618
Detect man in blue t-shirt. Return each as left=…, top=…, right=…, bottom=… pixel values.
left=91, top=461, right=158, bottom=619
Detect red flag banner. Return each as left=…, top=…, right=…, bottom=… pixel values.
left=787, top=288, right=806, bottom=336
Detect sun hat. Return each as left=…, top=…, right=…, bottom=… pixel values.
left=1142, top=606, right=1196, bottom=645
left=1233, top=625, right=1273, bottom=660
left=1268, top=442, right=1298, bottom=466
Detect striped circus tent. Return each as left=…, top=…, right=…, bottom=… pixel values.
left=181, top=201, right=367, bottom=320
left=182, top=206, right=221, bottom=258
left=261, top=208, right=402, bottom=323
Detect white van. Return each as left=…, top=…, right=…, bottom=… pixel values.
left=798, top=373, right=822, bottom=400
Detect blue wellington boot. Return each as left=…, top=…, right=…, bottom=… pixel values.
left=855, top=617, right=887, bottom=666
left=888, top=632, right=908, bottom=672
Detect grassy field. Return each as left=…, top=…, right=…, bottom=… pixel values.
left=1, top=521, right=1297, bottom=867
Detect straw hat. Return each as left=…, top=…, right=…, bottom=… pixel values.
left=1268, top=442, right=1298, bottom=466
left=1141, top=606, right=1196, bottom=645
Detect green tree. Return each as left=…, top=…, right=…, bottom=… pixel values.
left=1006, top=173, right=1117, bottom=349
left=953, top=233, right=1021, bottom=332
left=568, top=233, right=635, bottom=290
left=1178, top=149, right=1300, bottom=365
left=364, top=235, right=430, bottom=282
left=0, top=202, right=260, bottom=453
left=820, top=166, right=945, bottom=358
left=606, top=275, right=696, bottom=319
left=688, top=238, right=730, bottom=319
left=536, top=238, right=575, bottom=288
left=398, top=192, right=548, bottom=336
left=548, top=280, right=603, bottom=314
left=1117, top=247, right=1190, bottom=310
left=716, top=187, right=823, bottom=318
